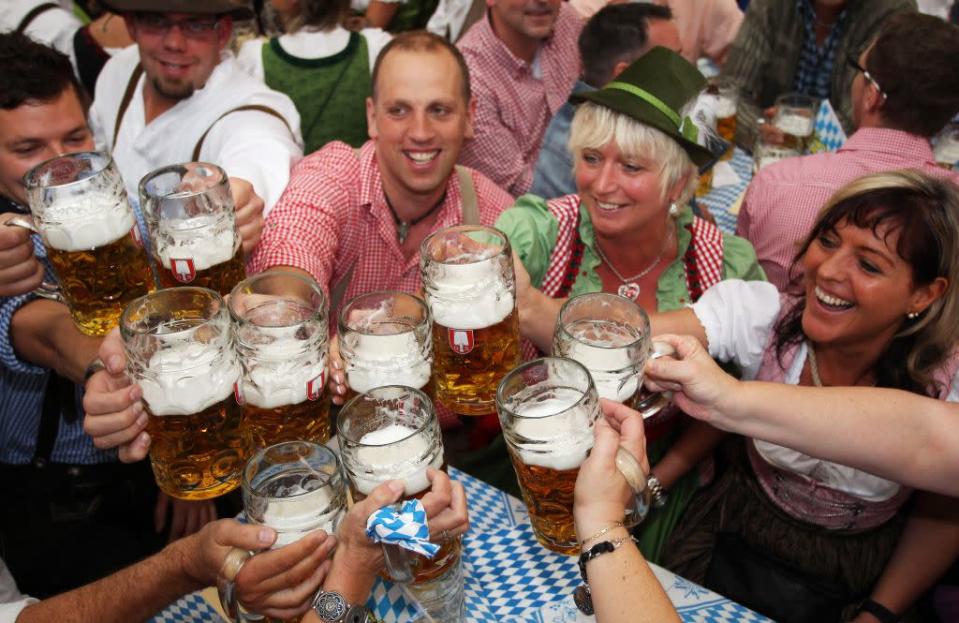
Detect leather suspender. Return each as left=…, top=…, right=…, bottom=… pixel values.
left=113, top=64, right=144, bottom=150
left=15, top=3, right=59, bottom=34
left=191, top=104, right=293, bottom=161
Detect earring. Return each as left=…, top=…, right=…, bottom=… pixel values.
left=907, top=311, right=920, bottom=319
left=668, top=202, right=679, bottom=217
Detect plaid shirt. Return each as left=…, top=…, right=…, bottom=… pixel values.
left=720, top=0, right=915, bottom=148
left=248, top=140, right=514, bottom=325
left=792, top=0, right=848, bottom=100
left=736, top=128, right=959, bottom=290
left=457, top=4, right=583, bottom=196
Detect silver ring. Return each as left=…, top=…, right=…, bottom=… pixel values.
left=441, top=529, right=452, bottom=543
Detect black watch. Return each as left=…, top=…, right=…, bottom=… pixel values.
left=312, top=590, right=370, bottom=623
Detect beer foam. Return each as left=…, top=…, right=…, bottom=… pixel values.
left=41, top=195, right=135, bottom=252
left=713, top=96, right=737, bottom=119
left=241, top=332, right=328, bottom=409
left=139, top=342, right=240, bottom=416
left=774, top=113, right=814, bottom=137
left=428, top=258, right=514, bottom=330
left=345, top=332, right=431, bottom=393
left=261, top=483, right=344, bottom=548
left=935, top=140, right=959, bottom=167
left=351, top=424, right=442, bottom=496
left=565, top=342, right=639, bottom=402
left=511, top=389, right=595, bottom=471
left=158, top=217, right=237, bottom=270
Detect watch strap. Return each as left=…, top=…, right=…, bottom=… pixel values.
left=858, top=598, right=899, bottom=623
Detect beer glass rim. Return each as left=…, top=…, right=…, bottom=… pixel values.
left=420, top=224, right=510, bottom=265
left=555, top=292, right=650, bottom=351
left=774, top=93, right=819, bottom=110
left=336, top=384, right=435, bottom=446
left=23, top=151, right=115, bottom=192
left=228, top=270, right=327, bottom=327
left=120, top=286, right=225, bottom=340
left=337, top=290, right=431, bottom=337
left=496, top=356, right=596, bottom=421
left=138, top=161, right=228, bottom=202
left=242, top=440, right=341, bottom=502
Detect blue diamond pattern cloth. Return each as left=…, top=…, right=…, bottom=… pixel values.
left=697, top=148, right=754, bottom=235
left=366, top=498, right=440, bottom=558
left=809, top=98, right=848, bottom=153
left=153, top=466, right=773, bottom=623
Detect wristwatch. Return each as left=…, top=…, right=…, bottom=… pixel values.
left=311, top=590, right=371, bottom=623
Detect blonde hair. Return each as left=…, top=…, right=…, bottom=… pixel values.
left=568, top=101, right=697, bottom=208
left=779, top=169, right=959, bottom=395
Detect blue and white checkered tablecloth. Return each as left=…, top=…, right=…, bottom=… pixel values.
left=151, top=468, right=772, bottom=623
left=697, top=148, right=754, bottom=235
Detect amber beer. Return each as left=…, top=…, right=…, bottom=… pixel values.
left=706, top=80, right=738, bottom=160
left=122, top=287, right=251, bottom=500
left=230, top=272, right=330, bottom=449
left=338, top=387, right=465, bottom=620
left=23, top=151, right=154, bottom=336
left=421, top=225, right=521, bottom=415
left=497, top=358, right=601, bottom=555
left=140, top=162, right=246, bottom=295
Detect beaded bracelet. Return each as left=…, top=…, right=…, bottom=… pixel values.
left=573, top=535, right=636, bottom=615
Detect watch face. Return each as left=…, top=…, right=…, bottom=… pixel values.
left=314, top=591, right=348, bottom=622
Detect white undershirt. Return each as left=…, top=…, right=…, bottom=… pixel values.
left=236, top=27, right=392, bottom=81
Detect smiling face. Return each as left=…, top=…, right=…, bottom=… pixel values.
left=801, top=219, right=943, bottom=349
left=0, top=86, right=93, bottom=206
left=126, top=12, right=232, bottom=103
left=367, top=47, right=474, bottom=208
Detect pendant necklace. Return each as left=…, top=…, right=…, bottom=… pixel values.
left=385, top=192, right=446, bottom=244
left=594, top=226, right=673, bottom=301
left=806, top=342, right=874, bottom=388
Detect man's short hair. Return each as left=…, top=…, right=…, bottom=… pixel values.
left=0, top=32, right=84, bottom=110
left=284, top=0, right=350, bottom=32
left=579, top=3, right=673, bottom=88
left=371, top=31, right=471, bottom=103
left=868, top=13, right=959, bottom=137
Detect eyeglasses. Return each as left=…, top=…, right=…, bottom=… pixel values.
left=134, top=13, right=221, bottom=38
left=846, top=54, right=888, bottom=101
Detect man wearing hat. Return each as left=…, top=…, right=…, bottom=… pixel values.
left=90, top=0, right=303, bottom=252
left=736, top=12, right=959, bottom=290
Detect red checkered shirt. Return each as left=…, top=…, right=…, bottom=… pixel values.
left=736, top=128, right=959, bottom=290
left=457, top=5, right=583, bottom=197
left=248, top=140, right=514, bottom=323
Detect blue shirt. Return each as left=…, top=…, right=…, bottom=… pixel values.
left=529, top=81, right=594, bottom=200
left=793, top=0, right=848, bottom=100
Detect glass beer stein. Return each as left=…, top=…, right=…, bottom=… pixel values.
left=121, top=287, right=251, bottom=499
left=16, top=151, right=154, bottom=336
left=420, top=225, right=521, bottom=415
left=705, top=79, right=738, bottom=160
left=552, top=292, right=674, bottom=419
left=139, top=162, right=245, bottom=295
left=230, top=271, right=330, bottom=449
left=337, top=386, right=464, bottom=621
left=338, top=291, right=433, bottom=402
left=773, top=93, right=818, bottom=154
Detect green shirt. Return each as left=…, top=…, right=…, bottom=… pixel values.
left=497, top=194, right=767, bottom=311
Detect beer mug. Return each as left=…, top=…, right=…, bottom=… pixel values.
left=420, top=225, right=521, bottom=416
left=338, top=291, right=433, bottom=402
left=139, top=162, right=246, bottom=295
left=337, top=386, right=464, bottom=621
left=753, top=136, right=801, bottom=171
left=552, top=292, right=674, bottom=419
left=934, top=123, right=959, bottom=171
left=229, top=441, right=347, bottom=623
left=705, top=79, right=738, bottom=160
left=121, top=287, right=251, bottom=499
left=230, top=271, right=330, bottom=449
left=773, top=93, right=818, bottom=153
left=14, top=151, right=154, bottom=336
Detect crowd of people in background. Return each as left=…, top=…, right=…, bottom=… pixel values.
left=1, top=0, right=959, bottom=621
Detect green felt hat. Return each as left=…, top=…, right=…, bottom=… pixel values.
left=101, top=0, right=254, bottom=20
left=571, top=46, right=714, bottom=168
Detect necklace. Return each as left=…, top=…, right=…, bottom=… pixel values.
left=385, top=192, right=446, bottom=244
left=594, top=226, right=673, bottom=301
left=806, top=341, right=824, bottom=386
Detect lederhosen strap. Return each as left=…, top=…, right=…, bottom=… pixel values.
left=113, top=63, right=144, bottom=150
left=191, top=104, right=293, bottom=161
left=33, top=372, right=78, bottom=467
left=15, top=3, right=59, bottom=33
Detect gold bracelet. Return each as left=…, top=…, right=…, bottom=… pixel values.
left=578, top=521, right=625, bottom=548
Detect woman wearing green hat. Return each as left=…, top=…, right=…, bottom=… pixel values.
left=495, top=46, right=766, bottom=564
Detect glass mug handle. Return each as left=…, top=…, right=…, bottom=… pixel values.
left=616, top=447, right=653, bottom=528
left=4, top=216, right=64, bottom=303
left=634, top=340, right=676, bottom=419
